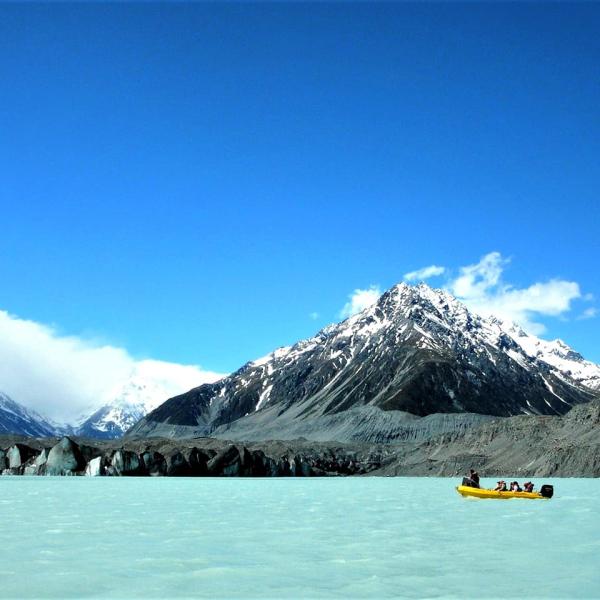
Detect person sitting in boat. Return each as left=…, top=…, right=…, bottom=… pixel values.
left=523, top=481, right=534, bottom=493
left=510, top=481, right=522, bottom=492
left=494, top=480, right=507, bottom=491
left=468, top=469, right=480, bottom=488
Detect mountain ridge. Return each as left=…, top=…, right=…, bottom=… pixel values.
left=3, top=283, right=599, bottom=440
left=0, top=392, right=58, bottom=438
left=127, top=282, right=600, bottom=441
left=1, top=368, right=224, bottom=439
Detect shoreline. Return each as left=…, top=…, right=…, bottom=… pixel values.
left=2, top=397, right=600, bottom=478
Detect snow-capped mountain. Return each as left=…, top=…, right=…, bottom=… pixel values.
left=128, top=282, right=600, bottom=442
left=0, top=375, right=209, bottom=439
left=74, top=363, right=225, bottom=439
left=503, top=323, right=600, bottom=391
left=75, top=375, right=182, bottom=439
left=2, top=364, right=224, bottom=439
left=0, top=391, right=58, bottom=437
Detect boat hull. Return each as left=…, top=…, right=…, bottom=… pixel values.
left=456, top=485, right=548, bottom=500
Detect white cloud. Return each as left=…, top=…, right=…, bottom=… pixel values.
left=403, top=265, right=446, bottom=282
left=578, top=307, right=597, bottom=320
left=446, top=252, right=582, bottom=334
left=449, top=252, right=507, bottom=298
left=0, top=310, right=224, bottom=423
left=339, top=285, right=381, bottom=318
left=309, top=312, right=320, bottom=320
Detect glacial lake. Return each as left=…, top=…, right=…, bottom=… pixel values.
left=1, top=477, right=599, bottom=599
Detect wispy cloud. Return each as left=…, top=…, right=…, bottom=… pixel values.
left=339, top=285, right=381, bottom=318
left=309, top=312, right=320, bottom=321
left=578, top=307, right=597, bottom=320
left=0, top=310, right=224, bottom=422
left=446, top=252, right=582, bottom=334
left=403, top=265, right=446, bottom=282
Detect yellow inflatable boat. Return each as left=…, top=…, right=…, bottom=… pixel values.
left=456, top=478, right=553, bottom=500
left=456, top=485, right=551, bottom=500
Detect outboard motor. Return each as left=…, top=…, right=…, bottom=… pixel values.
left=540, top=484, right=554, bottom=498
left=462, top=477, right=478, bottom=488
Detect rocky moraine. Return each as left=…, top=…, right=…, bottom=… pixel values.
left=3, top=397, right=600, bottom=478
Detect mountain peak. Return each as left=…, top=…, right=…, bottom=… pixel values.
left=382, top=281, right=464, bottom=312
left=129, top=279, right=600, bottom=441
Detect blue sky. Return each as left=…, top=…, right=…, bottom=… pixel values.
left=1, top=2, right=599, bottom=383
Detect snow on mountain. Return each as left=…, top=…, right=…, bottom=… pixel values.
left=75, top=376, right=180, bottom=438
left=0, top=391, right=57, bottom=437
left=502, top=323, right=600, bottom=391
left=1, top=361, right=225, bottom=439
left=4, top=282, right=598, bottom=442
left=75, top=364, right=225, bottom=439
left=129, top=282, right=600, bottom=442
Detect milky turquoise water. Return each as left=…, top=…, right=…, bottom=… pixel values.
left=1, top=477, right=599, bottom=599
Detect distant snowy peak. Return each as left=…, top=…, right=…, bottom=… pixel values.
left=76, top=403, right=145, bottom=439
left=76, top=369, right=224, bottom=439
left=110, top=375, right=174, bottom=414
left=0, top=391, right=57, bottom=437
left=0, top=375, right=194, bottom=440
left=76, top=376, right=171, bottom=438
left=2, top=365, right=226, bottom=440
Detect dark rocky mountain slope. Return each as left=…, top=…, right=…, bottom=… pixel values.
left=0, top=392, right=58, bottom=438
left=128, top=283, right=599, bottom=442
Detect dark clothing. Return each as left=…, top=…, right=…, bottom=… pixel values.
left=469, top=471, right=480, bottom=488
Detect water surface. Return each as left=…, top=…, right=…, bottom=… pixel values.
left=1, top=477, right=598, bottom=598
